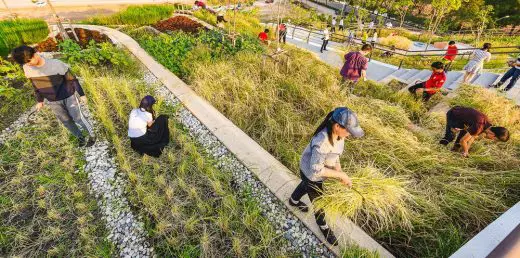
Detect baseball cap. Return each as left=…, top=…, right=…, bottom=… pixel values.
left=332, top=107, right=364, bottom=138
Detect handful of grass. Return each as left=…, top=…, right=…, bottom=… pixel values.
left=314, top=164, right=415, bottom=232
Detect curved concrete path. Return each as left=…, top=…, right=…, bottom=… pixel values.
left=63, top=24, right=394, bottom=257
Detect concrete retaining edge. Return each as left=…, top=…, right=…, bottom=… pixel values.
left=61, top=24, right=394, bottom=258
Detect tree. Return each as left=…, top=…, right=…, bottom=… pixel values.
left=474, top=5, right=493, bottom=44
left=427, top=0, right=462, bottom=35
left=393, top=0, right=414, bottom=27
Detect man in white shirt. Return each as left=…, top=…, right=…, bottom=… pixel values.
left=339, top=18, right=344, bottom=31
left=331, top=17, right=337, bottom=33
left=320, top=26, right=331, bottom=53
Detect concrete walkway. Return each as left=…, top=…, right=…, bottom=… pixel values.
left=276, top=24, right=520, bottom=105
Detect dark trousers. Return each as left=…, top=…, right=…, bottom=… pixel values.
left=339, top=25, right=344, bottom=31
left=499, top=67, right=520, bottom=91
left=279, top=31, right=286, bottom=43
left=130, top=115, right=170, bottom=157
left=444, top=60, right=453, bottom=72
left=291, top=171, right=326, bottom=226
left=408, top=82, right=434, bottom=101
left=330, top=26, right=335, bottom=33
left=320, top=40, right=329, bottom=52
left=441, top=110, right=466, bottom=146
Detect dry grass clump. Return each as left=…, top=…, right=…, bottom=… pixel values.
left=0, top=110, right=112, bottom=256
left=314, top=164, right=415, bottom=232
left=378, top=35, right=413, bottom=50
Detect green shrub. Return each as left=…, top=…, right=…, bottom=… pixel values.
left=0, top=19, right=49, bottom=57
left=85, top=4, right=175, bottom=26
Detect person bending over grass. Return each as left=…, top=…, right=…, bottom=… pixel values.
left=258, top=28, right=270, bottom=45
left=408, top=61, right=446, bottom=101
left=340, top=44, right=372, bottom=84
left=128, top=96, right=170, bottom=157
left=12, top=45, right=96, bottom=147
left=289, top=107, right=364, bottom=246
left=439, top=106, right=509, bottom=157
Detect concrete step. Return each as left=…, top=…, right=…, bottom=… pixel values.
left=406, top=70, right=431, bottom=84
left=472, top=72, right=500, bottom=87
left=443, top=72, right=463, bottom=87
left=378, top=69, right=408, bottom=83
left=401, top=69, right=421, bottom=81
left=366, top=62, right=397, bottom=81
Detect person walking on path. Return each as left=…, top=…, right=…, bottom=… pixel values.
left=408, top=61, right=446, bottom=101
left=12, top=45, right=96, bottom=147
left=320, top=26, right=331, bottom=53
left=490, top=57, right=520, bottom=92
left=347, top=30, right=355, bottom=47
left=331, top=17, right=337, bottom=33
left=278, top=23, right=287, bottom=43
left=371, top=31, right=377, bottom=47
left=289, top=107, right=363, bottom=246
left=339, top=17, right=344, bottom=31
left=462, top=43, right=492, bottom=84
left=340, top=44, right=372, bottom=84
left=128, top=96, right=170, bottom=157
left=443, top=41, right=458, bottom=72
left=439, top=106, right=509, bottom=157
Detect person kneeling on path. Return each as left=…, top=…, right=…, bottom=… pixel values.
left=439, top=106, right=509, bottom=157
left=490, top=56, right=520, bottom=92
left=408, top=61, right=446, bottom=101
left=128, top=96, right=170, bottom=157
left=289, top=107, right=363, bottom=246
left=12, top=45, right=96, bottom=147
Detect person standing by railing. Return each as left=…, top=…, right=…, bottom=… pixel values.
left=331, top=17, right=337, bottom=33
left=278, top=23, right=287, bottom=44
left=443, top=41, right=458, bottom=72
left=462, top=43, right=492, bottom=84
left=339, top=17, right=344, bottom=31
left=320, top=26, right=331, bottom=53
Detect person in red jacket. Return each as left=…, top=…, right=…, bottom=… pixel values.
left=443, top=41, right=458, bottom=71
left=258, top=28, right=270, bottom=44
left=408, top=61, right=446, bottom=101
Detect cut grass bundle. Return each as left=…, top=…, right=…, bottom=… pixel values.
left=0, top=110, right=113, bottom=256
left=314, top=163, right=415, bottom=232
left=0, top=18, right=49, bottom=56
left=84, top=4, right=175, bottom=26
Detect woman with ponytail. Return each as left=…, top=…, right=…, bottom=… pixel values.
left=289, top=107, right=364, bottom=246
left=128, top=95, right=170, bottom=157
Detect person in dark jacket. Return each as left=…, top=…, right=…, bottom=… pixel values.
left=12, top=45, right=96, bottom=147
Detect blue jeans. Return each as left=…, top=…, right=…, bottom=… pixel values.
left=499, top=67, right=520, bottom=91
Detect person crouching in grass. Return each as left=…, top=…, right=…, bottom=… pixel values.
left=439, top=106, right=509, bottom=157
left=408, top=61, right=446, bottom=101
left=289, top=107, right=364, bottom=246
left=12, top=45, right=96, bottom=147
left=128, top=96, right=170, bottom=157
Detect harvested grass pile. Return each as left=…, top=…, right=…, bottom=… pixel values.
left=314, top=164, right=415, bottom=232
left=378, top=35, right=413, bottom=50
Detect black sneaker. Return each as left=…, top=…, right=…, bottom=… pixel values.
left=289, top=198, right=309, bottom=212
left=451, top=143, right=461, bottom=152
left=78, top=137, right=87, bottom=147
left=439, top=139, right=450, bottom=146
left=86, top=136, right=96, bottom=147
left=319, top=225, right=338, bottom=246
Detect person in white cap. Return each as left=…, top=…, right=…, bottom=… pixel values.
left=289, top=107, right=364, bottom=246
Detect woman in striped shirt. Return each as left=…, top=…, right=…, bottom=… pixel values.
left=462, top=43, right=492, bottom=83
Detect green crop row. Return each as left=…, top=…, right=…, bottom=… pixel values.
left=0, top=18, right=49, bottom=57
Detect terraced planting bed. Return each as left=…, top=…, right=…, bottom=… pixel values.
left=125, top=10, right=520, bottom=258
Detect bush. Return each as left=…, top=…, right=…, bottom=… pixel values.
left=85, top=4, right=175, bottom=26
left=59, top=40, right=138, bottom=74
left=0, top=19, right=49, bottom=57
left=378, top=35, right=413, bottom=50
